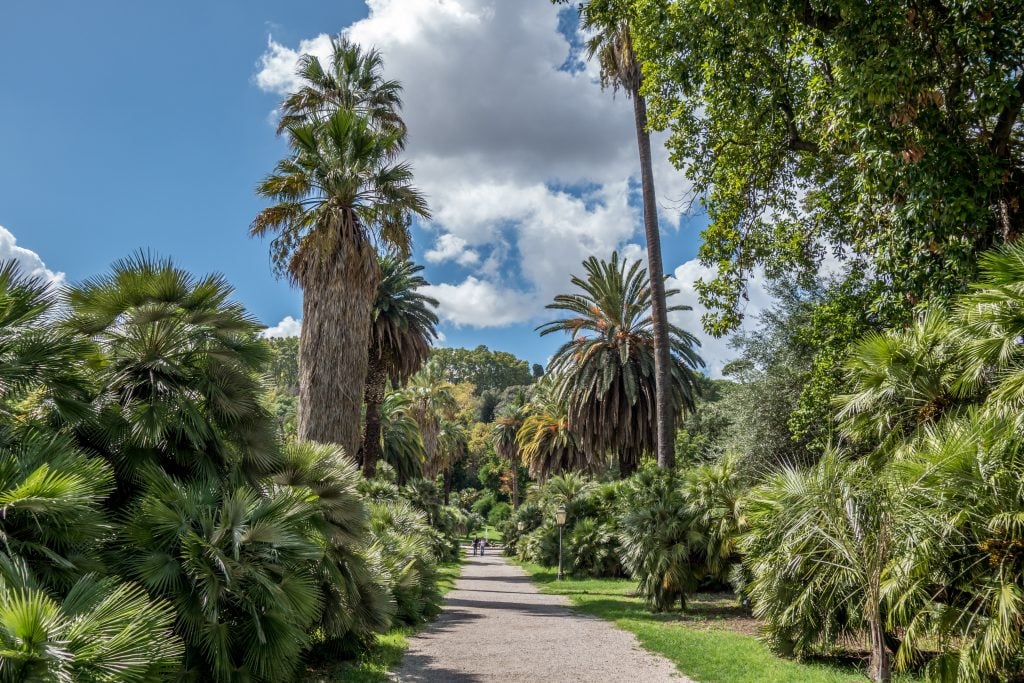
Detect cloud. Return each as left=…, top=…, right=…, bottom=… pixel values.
left=262, top=315, right=302, bottom=338
left=254, top=0, right=695, bottom=328
left=666, top=259, right=775, bottom=379
left=0, top=226, right=64, bottom=285
left=422, top=277, right=536, bottom=327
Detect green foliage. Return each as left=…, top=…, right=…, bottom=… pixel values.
left=541, top=252, right=703, bottom=475
left=487, top=501, right=512, bottom=526
left=631, top=0, right=1024, bottom=335
left=430, top=345, right=534, bottom=395
left=0, top=564, right=182, bottom=683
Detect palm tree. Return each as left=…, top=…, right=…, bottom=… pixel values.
left=362, top=253, right=438, bottom=477
left=379, top=390, right=426, bottom=484
left=254, top=47, right=429, bottom=458
left=0, top=564, right=182, bottom=681
left=491, top=393, right=530, bottom=508
left=517, top=379, right=589, bottom=480
left=437, top=418, right=468, bottom=505
left=406, top=362, right=457, bottom=479
left=565, top=0, right=676, bottom=468
left=539, top=252, right=703, bottom=477
left=276, top=35, right=406, bottom=142
left=65, top=254, right=279, bottom=492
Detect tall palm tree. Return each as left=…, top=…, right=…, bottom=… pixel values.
left=491, top=393, right=530, bottom=508
left=437, top=418, right=468, bottom=505
left=362, top=253, right=438, bottom=477
left=539, top=252, right=703, bottom=477
left=563, top=0, right=676, bottom=468
left=406, top=362, right=457, bottom=480
left=276, top=35, right=406, bottom=143
left=379, top=390, right=426, bottom=485
left=253, top=105, right=429, bottom=457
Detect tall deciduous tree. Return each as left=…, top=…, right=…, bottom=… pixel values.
left=540, top=252, right=703, bottom=477
left=630, top=0, right=1024, bottom=335
left=362, top=253, right=438, bottom=477
left=560, top=0, right=676, bottom=467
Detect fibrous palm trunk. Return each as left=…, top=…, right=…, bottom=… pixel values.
left=631, top=90, right=674, bottom=470
left=361, top=354, right=387, bottom=478
left=297, top=243, right=378, bottom=460
left=510, top=451, right=519, bottom=510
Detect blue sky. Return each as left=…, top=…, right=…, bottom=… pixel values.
left=0, top=1, right=760, bottom=373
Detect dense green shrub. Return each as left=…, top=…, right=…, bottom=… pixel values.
left=566, top=517, right=622, bottom=578
left=471, top=490, right=498, bottom=518
left=487, top=501, right=512, bottom=526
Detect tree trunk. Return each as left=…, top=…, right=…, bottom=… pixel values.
left=361, top=355, right=387, bottom=478
left=868, top=601, right=892, bottom=682
left=443, top=467, right=452, bottom=506
left=297, top=243, right=378, bottom=460
left=511, top=452, right=519, bottom=510
left=618, top=450, right=638, bottom=478
left=631, top=92, right=675, bottom=470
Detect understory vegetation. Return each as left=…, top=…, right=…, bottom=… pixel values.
left=0, top=259, right=469, bottom=682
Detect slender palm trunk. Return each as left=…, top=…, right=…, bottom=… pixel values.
left=297, top=246, right=377, bottom=460
left=631, top=91, right=674, bottom=470
left=510, top=451, right=519, bottom=510
left=443, top=468, right=452, bottom=506
left=361, top=355, right=387, bottom=478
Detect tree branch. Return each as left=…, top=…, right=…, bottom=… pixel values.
left=990, top=72, right=1024, bottom=158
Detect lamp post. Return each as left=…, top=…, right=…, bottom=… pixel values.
left=517, top=521, right=525, bottom=532
left=555, top=505, right=567, bottom=580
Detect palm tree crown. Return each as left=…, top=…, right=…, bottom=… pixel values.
left=539, top=252, right=703, bottom=476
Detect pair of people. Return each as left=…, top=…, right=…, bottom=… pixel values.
left=471, top=537, right=488, bottom=556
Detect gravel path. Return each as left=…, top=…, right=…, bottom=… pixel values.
left=393, top=547, right=689, bottom=682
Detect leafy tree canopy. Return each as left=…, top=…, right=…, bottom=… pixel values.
left=430, top=345, right=534, bottom=395
left=631, top=0, right=1024, bottom=334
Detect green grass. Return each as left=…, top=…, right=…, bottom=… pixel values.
left=305, top=560, right=462, bottom=682
left=462, top=524, right=502, bottom=544
left=516, top=562, right=916, bottom=683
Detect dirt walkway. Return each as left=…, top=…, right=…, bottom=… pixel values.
left=393, top=547, right=689, bottom=682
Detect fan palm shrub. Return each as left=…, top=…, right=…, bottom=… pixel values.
left=121, top=474, right=323, bottom=682
left=567, top=517, right=623, bottom=578
left=0, top=558, right=182, bottom=682
left=835, top=310, right=967, bottom=447
left=0, top=430, right=112, bottom=592
left=682, top=453, right=746, bottom=584
left=367, top=499, right=442, bottom=624
left=887, top=411, right=1024, bottom=680
left=362, top=254, right=437, bottom=477
left=0, top=261, right=91, bottom=430
left=617, top=467, right=704, bottom=610
left=741, top=450, right=895, bottom=682
left=65, top=254, right=279, bottom=491
left=540, top=252, right=703, bottom=476
left=267, top=441, right=393, bottom=654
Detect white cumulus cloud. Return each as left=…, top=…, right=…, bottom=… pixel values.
left=0, top=226, right=64, bottom=285
left=667, top=259, right=775, bottom=379
left=262, top=315, right=302, bottom=338
left=254, top=0, right=694, bottom=329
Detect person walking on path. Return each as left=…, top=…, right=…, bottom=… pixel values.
left=480, top=539, right=487, bottom=556
left=471, top=537, right=479, bottom=556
